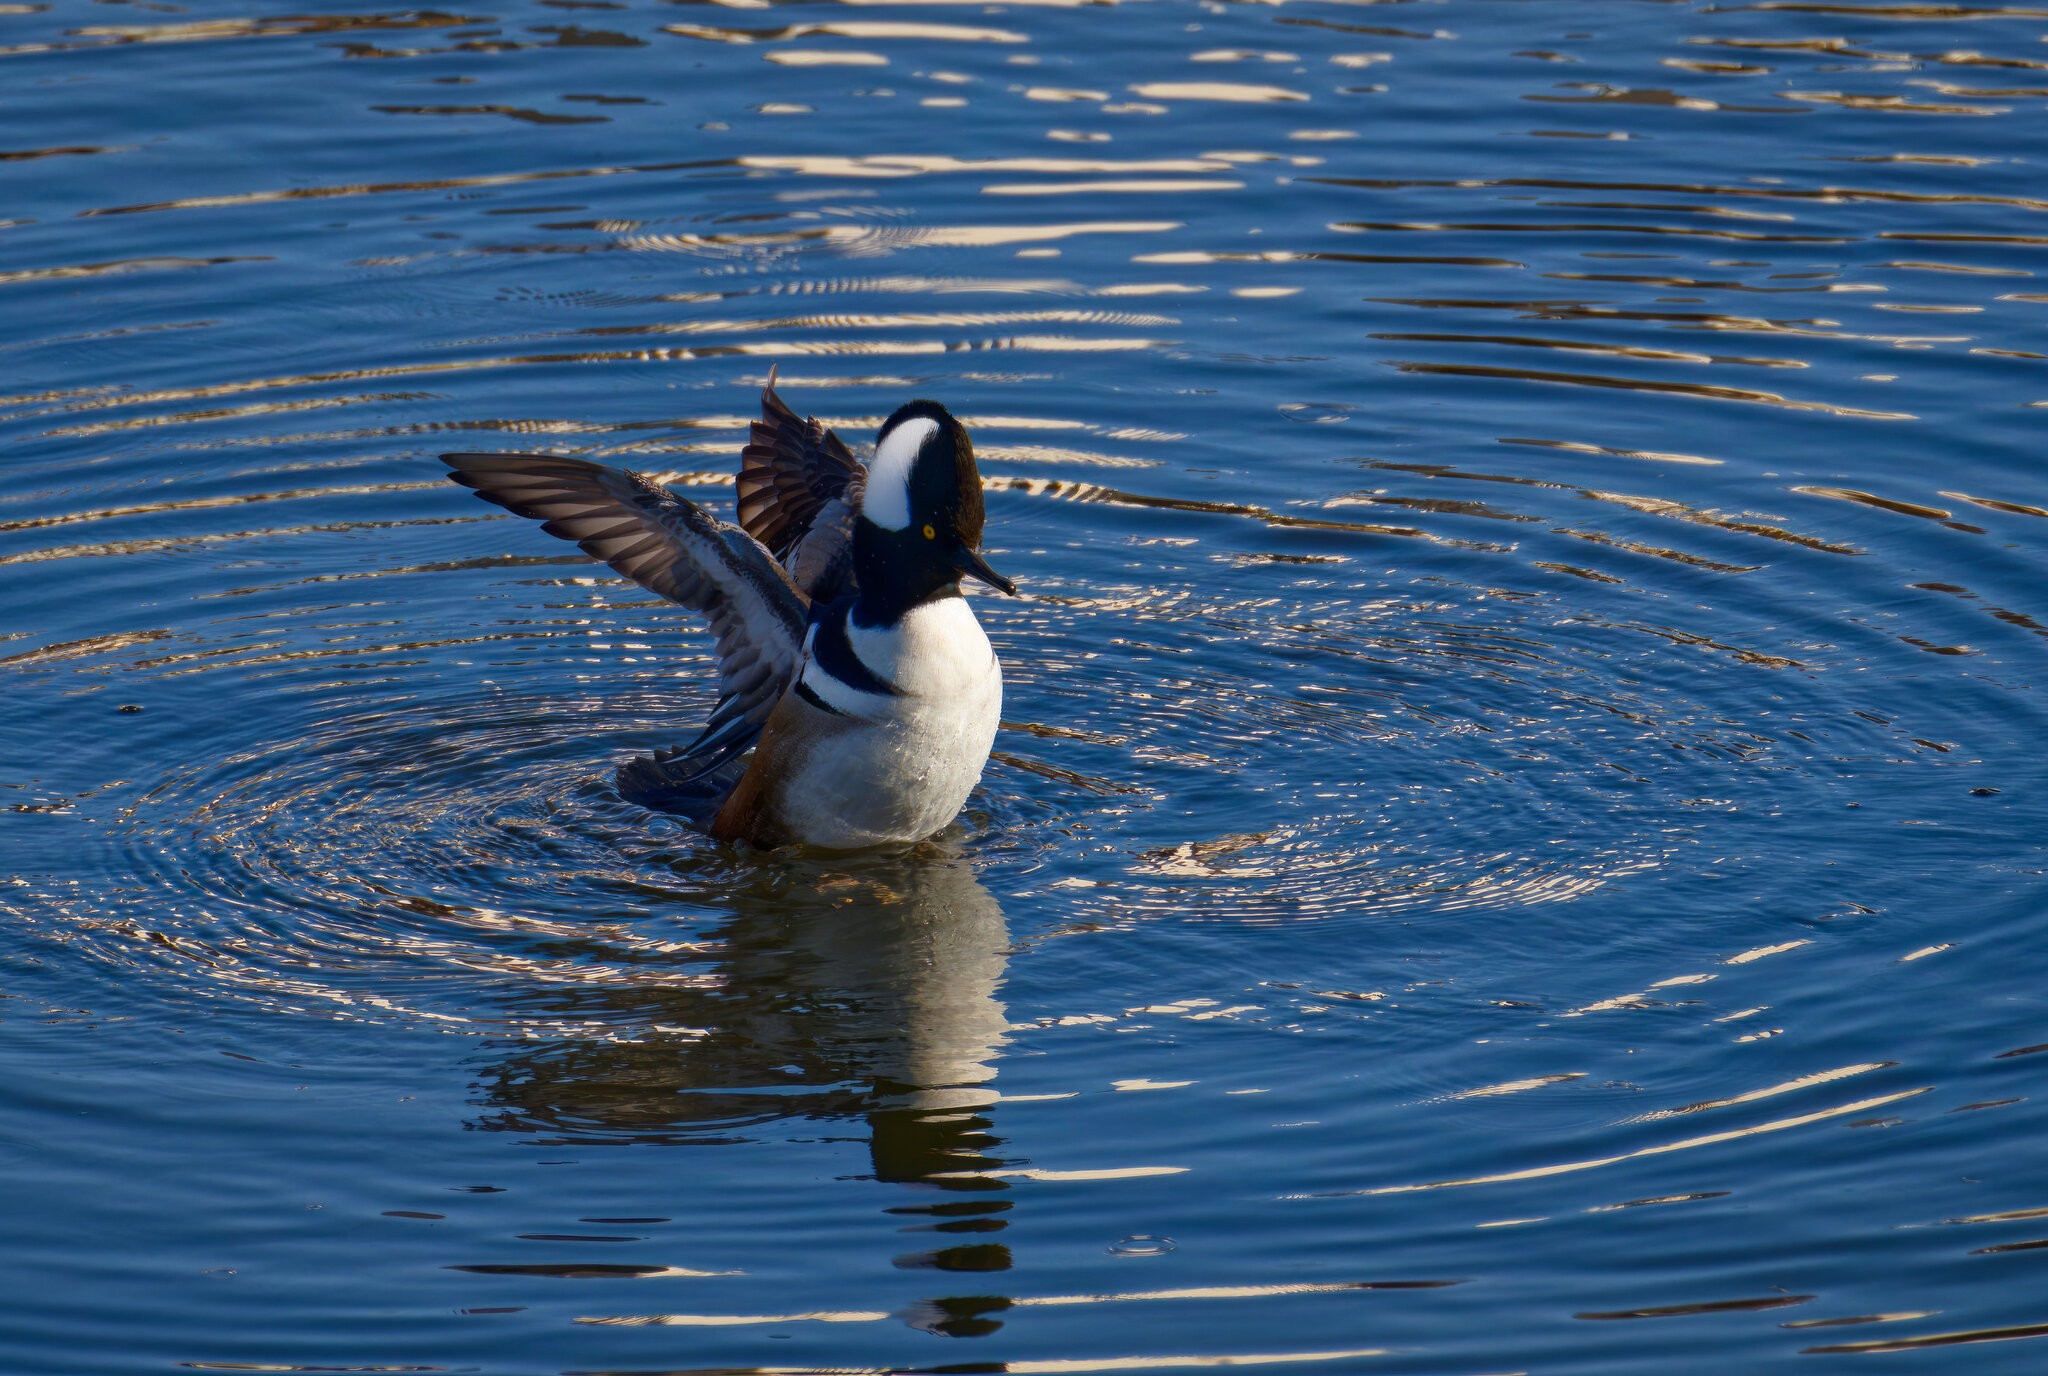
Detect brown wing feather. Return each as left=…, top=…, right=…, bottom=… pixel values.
left=735, top=372, right=865, bottom=599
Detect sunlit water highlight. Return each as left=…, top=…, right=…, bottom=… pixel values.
left=5, top=1, right=2048, bottom=1372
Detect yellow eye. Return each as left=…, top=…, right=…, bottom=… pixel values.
left=922, top=523, right=937, bottom=541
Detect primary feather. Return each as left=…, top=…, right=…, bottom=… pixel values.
left=444, top=449, right=811, bottom=819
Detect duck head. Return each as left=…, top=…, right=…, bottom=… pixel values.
left=853, top=400, right=1017, bottom=614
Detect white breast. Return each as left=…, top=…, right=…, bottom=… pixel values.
left=777, top=597, right=1003, bottom=848
left=849, top=596, right=995, bottom=700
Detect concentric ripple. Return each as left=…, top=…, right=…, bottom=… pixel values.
left=980, top=565, right=1929, bottom=932
left=3, top=422, right=1983, bottom=1037
left=18, top=683, right=738, bottom=1031
left=8, top=0, right=2048, bottom=1367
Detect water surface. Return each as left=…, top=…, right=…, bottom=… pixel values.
left=6, top=0, right=2048, bottom=1372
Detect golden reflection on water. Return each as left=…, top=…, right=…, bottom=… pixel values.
left=1580, top=1293, right=1816, bottom=1320
left=1384, top=361, right=1918, bottom=420
left=739, top=154, right=1233, bottom=175
left=1305, top=1088, right=1933, bottom=1199
left=1800, top=1318, right=2048, bottom=1356
left=0, top=255, right=271, bottom=288
left=665, top=20, right=1030, bottom=44
left=1127, top=82, right=1311, bottom=103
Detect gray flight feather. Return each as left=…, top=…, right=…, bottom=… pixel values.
left=443, top=450, right=808, bottom=810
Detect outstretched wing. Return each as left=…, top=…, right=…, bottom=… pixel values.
left=444, top=451, right=807, bottom=788
left=735, top=369, right=865, bottom=602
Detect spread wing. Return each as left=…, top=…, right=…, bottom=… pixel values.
left=735, top=368, right=865, bottom=602
left=444, top=451, right=807, bottom=793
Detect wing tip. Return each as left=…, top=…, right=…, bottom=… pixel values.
left=442, top=449, right=546, bottom=468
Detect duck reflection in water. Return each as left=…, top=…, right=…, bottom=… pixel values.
left=469, top=846, right=1019, bottom=1337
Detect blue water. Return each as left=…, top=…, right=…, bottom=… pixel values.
left=6, top=0, right=2048, bottom=1371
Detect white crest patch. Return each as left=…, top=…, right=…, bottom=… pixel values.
left=861, top=415, right=938, bottom=532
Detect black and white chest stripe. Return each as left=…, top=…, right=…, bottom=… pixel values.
left=795, top=600, right=904, bottom=717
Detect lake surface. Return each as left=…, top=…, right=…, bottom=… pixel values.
left=6, top=0, right=2048, bottom=1371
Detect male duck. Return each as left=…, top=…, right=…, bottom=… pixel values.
left=445, top=375, right=1015, bottom=849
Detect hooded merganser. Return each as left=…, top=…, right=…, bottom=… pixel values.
left=444, top=373, right=1016, bottom=849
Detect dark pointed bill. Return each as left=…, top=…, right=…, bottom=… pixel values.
left=953, top=544, right=1018, bottom=596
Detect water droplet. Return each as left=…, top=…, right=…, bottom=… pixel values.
left=1279, top=402, right=1352, bottom=423
left=1108, top=1234, right=1176, bottom=1257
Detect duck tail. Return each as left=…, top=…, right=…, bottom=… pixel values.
left=615, top=746, right=751, bottom=829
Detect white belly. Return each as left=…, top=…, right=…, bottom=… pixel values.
left=771, top=598, right=1003, bottom=848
